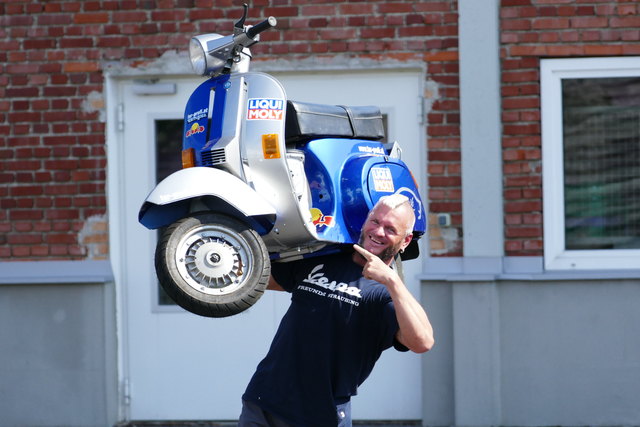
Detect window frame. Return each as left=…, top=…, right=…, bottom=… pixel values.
left=541, top=57, right=640, bottom=270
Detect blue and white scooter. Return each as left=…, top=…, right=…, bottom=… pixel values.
left=138, top=5, right=427, bottom=317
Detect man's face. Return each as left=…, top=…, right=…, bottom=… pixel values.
left=358, top=204, right=412, bottom=264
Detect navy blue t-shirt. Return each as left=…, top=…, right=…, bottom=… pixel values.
left=242, top=251, right=407, bottom=427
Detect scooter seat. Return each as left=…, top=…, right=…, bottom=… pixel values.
left=285, top=100, right=385, bottom=143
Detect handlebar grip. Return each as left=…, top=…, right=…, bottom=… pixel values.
left=246, top=16, right=277, bottom=39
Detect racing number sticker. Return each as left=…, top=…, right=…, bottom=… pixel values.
left=371, top=167, right=395, bottom=193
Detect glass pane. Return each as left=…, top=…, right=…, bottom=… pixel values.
left=562, top=77, right=640, bottom=250
left=155, top=119, right=184, bottom=305
left=381, top=114, right=389, bottom=143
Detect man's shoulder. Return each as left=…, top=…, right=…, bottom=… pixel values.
left=275, top=249, right=354, bottom=270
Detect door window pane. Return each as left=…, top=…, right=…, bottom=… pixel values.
left=155, top=119, right=183, bottom=305
left=562, top=77, right=640, bottom=250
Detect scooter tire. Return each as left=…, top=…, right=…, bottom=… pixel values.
left=155, top=212, right=270, bottom=318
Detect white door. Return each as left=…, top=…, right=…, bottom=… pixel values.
left=109, top=70, right=425, bottom=421
left=111, top=76, right=287, bottom=421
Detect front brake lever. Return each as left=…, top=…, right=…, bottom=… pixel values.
left=234, top=3, right=249, bottom=35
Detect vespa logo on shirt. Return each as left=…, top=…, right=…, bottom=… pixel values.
left=247, top=98, right=284, bottom=120
left=302, top=264, right=362, bottom=300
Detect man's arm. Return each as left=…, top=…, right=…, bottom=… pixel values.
left=267, top=275, right=285, bottom=291
left=354, top=245, right=434, bottom=354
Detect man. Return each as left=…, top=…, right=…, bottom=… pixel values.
left=239, top=194, right=434, bottom=426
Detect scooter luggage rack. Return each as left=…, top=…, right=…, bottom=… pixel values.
left=284, top=101, right=385, bottom=144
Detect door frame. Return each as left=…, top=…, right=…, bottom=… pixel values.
left=106, top=67, right=427, bottom=422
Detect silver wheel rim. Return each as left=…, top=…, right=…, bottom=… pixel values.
left=174, top=224, right=254, bottom=296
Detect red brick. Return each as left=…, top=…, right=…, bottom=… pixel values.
left=37, top=14, right=72, bottom=25
left=47, top=233, right=77, bottom=244
left=319, top=28, right=357, bottom=40
left=523, top=240, right=543, bottom=251
left=9, top=210, right=44, bottom=221
left=113, top=11, right=148, bottom=22
left=571, top=16, right=609, bottom=28
left=505, top=201, right=542, bottom=213
left=8, top=234, right=42, bottom=245
left=46, top=160, right=79, bottom=170
left=8, top=112, right=42, bottom=123
left=429, top=202, right=462, bottom=213
left=24, top=39, right=56, bottom=50
left=46, top=210, right=80, bottom=221
left=74, top=12, right=109, bottom=24
left=10, top=186, right=43, bottom=197
left=50, top=245, right=70, bottom=256
left=414, top=2, right=451, bottom=13
left=5, top=64, right=39, bottom=74
left=584, top=45, right=624, bottom=55
left=429, top=176, right=462, bottom=187
left=11, top=246, right=31, bottom=257
left=361, top=28, right=396, bottom=39
left=152, top=10, right=185, bottom=21
left=506, top=226, right=541, bottom=238
left=63, top=61, right=100, bottom=73
left=378, top=3, right=413, bottom=14
left=60, top=38, right=94, bottom=48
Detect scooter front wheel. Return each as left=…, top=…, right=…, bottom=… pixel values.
left=155, top=212, right=270, bottom=317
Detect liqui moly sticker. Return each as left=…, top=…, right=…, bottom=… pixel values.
left=247, top=98, right=284, bottom=120
left=371, top=167, right=395, bottom=193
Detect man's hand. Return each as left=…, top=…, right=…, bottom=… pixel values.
left=354, top=244, right=435, bottom=354
left=353, top=244, right=398, bottom=287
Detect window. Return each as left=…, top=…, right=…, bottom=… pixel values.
left=541, top=57, right=640, bottom=270
left=155, top=118, right=184, bottom=305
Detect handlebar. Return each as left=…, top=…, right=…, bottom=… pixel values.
left=189, top=7, right=277, bottom=76
left=246, top=16, right=277, bottom=40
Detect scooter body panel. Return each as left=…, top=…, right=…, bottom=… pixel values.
left=177, top=71, right=319, bottom=253
left=240, top=72, right=319, bottom=252
left=299, top=138, right=427, bottom=246
left=182, top=77, right=221, bottom=166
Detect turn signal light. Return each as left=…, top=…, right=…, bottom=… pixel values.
left=182, top=148, right=195, bottom=168
left=410, top=170, right=420, bottom=189
left=262, top=134, right=281, bottom=159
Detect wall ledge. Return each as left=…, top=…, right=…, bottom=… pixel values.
left=419, top=256, right=640, bottom=282
left=0, top=260, right=114, bottom=285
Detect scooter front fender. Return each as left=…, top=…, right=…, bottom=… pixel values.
left=138, top=167, right=276, bottom=232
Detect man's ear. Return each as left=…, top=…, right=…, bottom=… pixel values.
left=401, top=233, right=413, bottom=251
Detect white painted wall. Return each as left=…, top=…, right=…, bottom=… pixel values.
left=422, top=277, right=640, bottom=426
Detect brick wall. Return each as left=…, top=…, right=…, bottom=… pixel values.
left=0, top=0, right=461, bottom=260
left=500, top=0, right=640, bottom=256
left=6, top=1, right=633, bottom=260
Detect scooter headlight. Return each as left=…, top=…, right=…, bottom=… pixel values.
left=189, top=34, right=234, bottom=77
left=189, top=38, right=207, bottom=76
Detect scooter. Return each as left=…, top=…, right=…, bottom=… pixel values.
left=138, top=5, right=427, bottom=318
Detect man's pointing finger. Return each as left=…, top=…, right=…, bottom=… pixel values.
left=353, top=244, right=374, bottom=260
